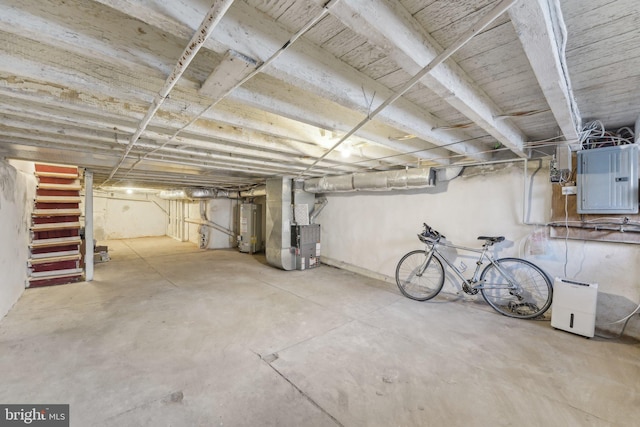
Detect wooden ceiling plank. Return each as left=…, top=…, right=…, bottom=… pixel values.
left=326, top=0, right=528, bottom=157
left=509, top=0, right=581, bottom=141
left=93, top=0, right=491, bottom=162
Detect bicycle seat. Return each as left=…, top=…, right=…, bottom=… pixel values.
left=477, top=236, right=505, bottom=245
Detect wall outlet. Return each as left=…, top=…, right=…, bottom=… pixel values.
left=561, top=185, right=577, bottom=195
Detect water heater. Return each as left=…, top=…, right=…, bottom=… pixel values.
left=238, top=203, right=262, bottom=254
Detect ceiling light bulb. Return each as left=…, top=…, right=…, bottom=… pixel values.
left=126, top=188, right=133, bottom=194
left=341, top=147, right=352, bottom=158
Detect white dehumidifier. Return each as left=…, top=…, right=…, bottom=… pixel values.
left=551, top=278, right=598, bottom=338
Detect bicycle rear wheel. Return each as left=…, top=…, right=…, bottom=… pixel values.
left=395, top=250, right=445, bottom=301
left=479, top=258, right=552, bottom=319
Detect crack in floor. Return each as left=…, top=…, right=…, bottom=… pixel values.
left=259, top=355, right=345, bottom=427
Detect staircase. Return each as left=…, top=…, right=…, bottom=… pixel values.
left=28, top=164, right=83, bottom=287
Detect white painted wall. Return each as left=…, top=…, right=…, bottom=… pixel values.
left=89, top=190, right=168, bottom=240
left=316, top=161, right=640, bottom=337
left=187, top=202, right=200, bottom=245
left=166, top=199, right=187, bottom=241
left=0, top=159, right=36, bottom=318
left=186, top=199, right=236, bottom=249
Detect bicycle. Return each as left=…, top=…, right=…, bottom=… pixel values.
left=395, top=223, right=553, bottom=319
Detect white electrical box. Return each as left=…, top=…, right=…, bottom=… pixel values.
left=556, top=145, right=572, bottom=171
left=577, top=144, right=639, bottom=214
left=551, top=278, right=598, bottom=338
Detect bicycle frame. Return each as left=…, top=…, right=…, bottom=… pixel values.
left=396, top=225, right=553, bottom=318
left=421, top=239, right=517, bottom=291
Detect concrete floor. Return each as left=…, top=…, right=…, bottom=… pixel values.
left=1, top=236, right=638, bottom=426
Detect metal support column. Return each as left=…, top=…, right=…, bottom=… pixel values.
left=84, top=170, right=94, bottom=281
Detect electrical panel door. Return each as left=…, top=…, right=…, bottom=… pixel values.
left=577, top=144, right=638, bottom=214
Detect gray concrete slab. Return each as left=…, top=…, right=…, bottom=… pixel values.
left=0, top=237, right=638, bottom=426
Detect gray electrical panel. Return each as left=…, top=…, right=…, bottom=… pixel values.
left=291, top=224, right=321, bottom=270
left=577, top=144, right=639, bottom=214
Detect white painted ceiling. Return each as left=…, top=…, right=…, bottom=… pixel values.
left=0, top=0, right=638, bottom=190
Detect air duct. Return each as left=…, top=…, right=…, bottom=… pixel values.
left=158, top=188, right=240, bottom=200
left=309, top=197, right=328, bottom=224
left=304, top=168, right=436, bottom=193
left=158, top=187, right=268, bottom=200
left=240, top=186, right=266, bottom=198
left=158, top=189, right=189, bottom=200
left=265, top=177, right=295, bottom=270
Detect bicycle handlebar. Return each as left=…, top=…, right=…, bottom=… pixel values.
left=418, top=223, right=444, bottom=242
left=418, top=224, right=504, bottom=247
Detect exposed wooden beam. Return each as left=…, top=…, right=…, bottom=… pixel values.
left=302, top=0, right=521, bottom=174
left=0, top=110, right=375, bottom=177
left=106, top=0, right=236, bottom=183
left=325, top=0, right=528, bottom=157
left=199, top=49, right=258, bottom=99
left=0, top=137, right=293, bottom=184
left=229, top=78, right=451, bottom=165
left=0, top=5, right=424, bottom=170
left=509, top=0, right=581, bottom=141
left=92, top=0, right=492, bottom=162
left=2, top=102, right=386, bottom=174
left=0, top=65, right=388, bottom=173
left=0, top=0, right=177, bottom=80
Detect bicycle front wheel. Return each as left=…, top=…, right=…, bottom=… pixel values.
left=395, top=250, right=445, bottom=301
left=479, top=258, right=552, bottom=319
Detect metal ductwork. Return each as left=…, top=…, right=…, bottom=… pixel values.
left=240, top=186, right=266, bottom=198
left=158, top=186, right=267, bottom=200
left=158, top=189, right=190, bottom=200
left=158, top=188, right=240, bottom=200
left=436, top=166, right=464, bottom=182
left=304, top=168, right=436, bottom=193
left=309, top=197, right=328, bottom=224
left=265, top=177, right=295, bottom=270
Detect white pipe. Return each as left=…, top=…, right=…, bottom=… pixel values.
left=523, top=157, right=528, bottom=225
left=438, top=156, right=548, bottom=227
left=300, top=0, right=520, bottom=176
left=548, top=0, right=581, bottom=132
left=522, top=158, right=548, bottom=227
left=185, top=218, right=235, bottom=237
left=105, top=0, right=236, bottom=183
left=84, top=170, right=94, bottom=281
